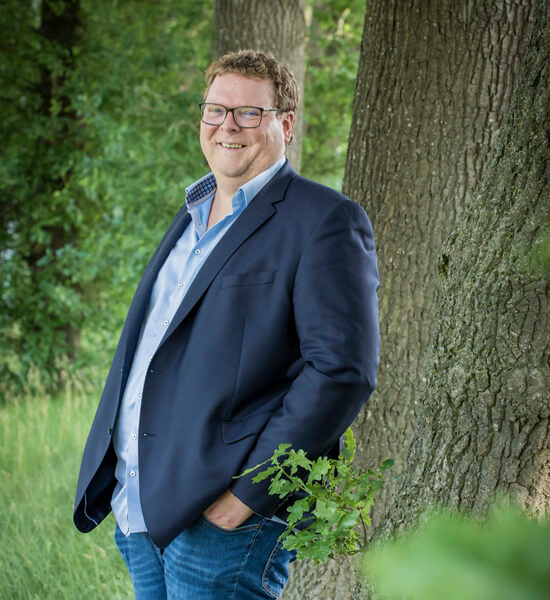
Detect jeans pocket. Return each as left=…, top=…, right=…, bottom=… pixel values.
left=201, top=513, right=263, bottom=534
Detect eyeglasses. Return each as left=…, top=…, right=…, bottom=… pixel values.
left=199, top=103, right=281, bottom=128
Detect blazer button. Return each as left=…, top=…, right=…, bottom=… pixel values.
left=108, top=427, right=113, bottom=435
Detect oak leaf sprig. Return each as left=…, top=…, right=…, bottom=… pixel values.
left=236, top=428, right=394, bottom=563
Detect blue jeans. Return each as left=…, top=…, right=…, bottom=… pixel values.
left=114, top=514, right=296, bottom=599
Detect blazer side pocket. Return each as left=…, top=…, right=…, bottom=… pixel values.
left=221, top=409, right=275, bottom=444
left=221, top=270, right=276, bottom=288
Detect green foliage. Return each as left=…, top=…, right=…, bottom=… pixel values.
left=71, top=0, right=212, bottom=352
left=302, top=0, right=365, bottom=189
left=362, top=504, right=550, bottom=600
left=0, top=0, right=213, bottom=396
left=237, top=428, right=394, bottom=563
left=1, top=0, right=88, bottom=393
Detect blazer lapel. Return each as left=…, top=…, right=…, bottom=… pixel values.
left=122, top=208, right=191, bottom=371
left=159, top=162, right=296, bottom=348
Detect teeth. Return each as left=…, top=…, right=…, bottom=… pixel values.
left=221, top=143, right=244, bottom=149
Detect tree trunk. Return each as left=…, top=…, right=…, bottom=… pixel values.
left=385, top=0, right=550, bottom=533
left=214, top=0, right=306, bottom=170
left=283, top=1, right=534, bottom=598
left=32, top=0, right=82, bottom=359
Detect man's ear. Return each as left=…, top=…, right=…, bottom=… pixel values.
left=282, top=111, right=295, bottom=145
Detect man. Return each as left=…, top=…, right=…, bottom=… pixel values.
left=74, top=50, right=380, bottom=599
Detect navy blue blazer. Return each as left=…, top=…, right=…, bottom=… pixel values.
left=73, top=161, right=380, bottom=548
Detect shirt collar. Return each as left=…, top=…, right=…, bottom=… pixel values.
left=238, top=155, right=286, bottom=207
left=184, top=155, right=286, bottom=210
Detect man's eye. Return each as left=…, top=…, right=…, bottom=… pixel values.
left=238, top=108, right=261, bottom=119
left=206, top=106, right=224, bottom=115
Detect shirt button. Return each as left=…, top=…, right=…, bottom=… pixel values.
left=132, top=433, right=137, bottom=440
left=130, top=471, right=136, bottom=477
left=138, top=394, right=142, bottom=400
left=163, top=320, right=169, bottom=327
left=177, top=283, right=184, bottom=289
left=194, top=248, right=201, bottom=255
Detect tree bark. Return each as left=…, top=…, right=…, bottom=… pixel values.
left=214, top=0, right=306, bottom=170
left=385, top=0, right=550, bottom=532
left=283, top=1, right=535, bottom=598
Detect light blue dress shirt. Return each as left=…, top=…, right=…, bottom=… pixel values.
left=111, top=156, right=286, bottom=535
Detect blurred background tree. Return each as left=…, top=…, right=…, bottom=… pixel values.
left=214, top=0, right=307, bottom=170
left=302, top=0, right=364, bottom=190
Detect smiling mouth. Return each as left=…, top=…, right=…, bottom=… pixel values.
left=219, top=142, right=245, bottom=149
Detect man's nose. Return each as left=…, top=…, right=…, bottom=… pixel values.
left=221, top=110, right=240, bottom=131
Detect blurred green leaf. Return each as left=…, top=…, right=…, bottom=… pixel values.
left=362, top=504, right=550, bottom=600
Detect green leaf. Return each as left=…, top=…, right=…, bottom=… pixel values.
left=234, top=459, right=271, bottom=478
left=246, top=437, right=393, bottom=563
left=287, top=497, right=311, bottom=526
left=274, top=443, right=292, bottom=456
left=337, top=509, right=360, bottom=531
left=288, top=449, right=313, bottom=471
left=314, top=499, right=343, bottom=522
left=339, top=427, right=356, bottom=462
left=251, top=465, right=278, bottom=483
left=307, top=456, right=332, bottom=484
left=269, top=477, right=297, bottom=497
left=305, top=539, right=333, bottom=563
left=370, top=480, right=384, bottom=492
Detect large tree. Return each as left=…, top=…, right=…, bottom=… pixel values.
left=214, top=0, right=306, bottom=170
left=385, top=0, right=550, bottom=531
left=283, top=1, right=537, bottom=598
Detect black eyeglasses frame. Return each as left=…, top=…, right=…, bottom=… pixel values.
left=199, top=103, right=282, bottom=128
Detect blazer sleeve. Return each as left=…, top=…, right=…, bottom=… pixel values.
left=230, top=197, right=380, bottom=516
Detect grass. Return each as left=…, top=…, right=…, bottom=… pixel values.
left=0, top=380, right=131, bottom=599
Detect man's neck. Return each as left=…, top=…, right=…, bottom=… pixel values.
left=213, top=180, right=239, bottom=210
left=207, top=176, right=246, bottom=230
left=207, top=155, right=286, bottom=229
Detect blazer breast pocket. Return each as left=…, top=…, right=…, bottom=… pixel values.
left=221, top=270, right=277, bottom=289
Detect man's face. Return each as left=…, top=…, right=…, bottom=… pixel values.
left=200, top=73, right=294, bottom=188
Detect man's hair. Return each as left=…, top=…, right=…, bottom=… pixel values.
left=204, top=50, right=299, bottom=113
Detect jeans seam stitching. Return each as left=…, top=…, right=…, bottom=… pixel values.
left=262, top=538, right=284, bottom=598
left=230, top=518, right=266, bottom=600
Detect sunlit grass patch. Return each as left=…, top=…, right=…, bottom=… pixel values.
left=0, top=384, right=130, bottom=599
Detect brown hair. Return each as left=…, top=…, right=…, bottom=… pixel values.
left=204, top=50, right=299, bottom=113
